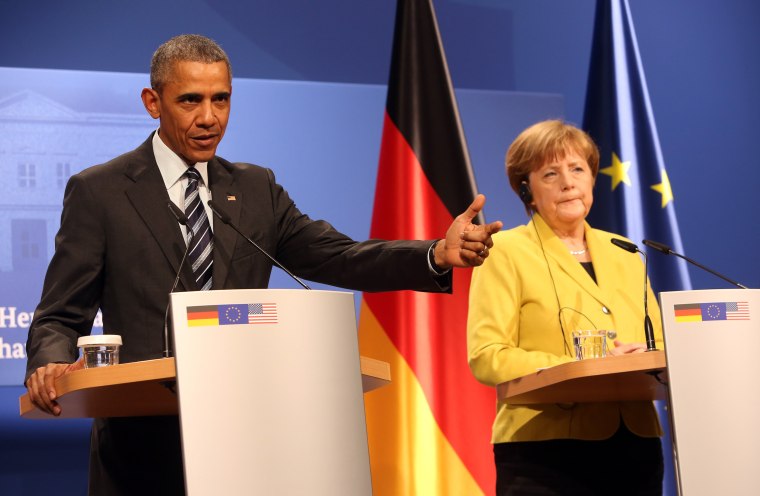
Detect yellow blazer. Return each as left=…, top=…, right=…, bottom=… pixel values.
left=467, top=214, right=663, bottom=443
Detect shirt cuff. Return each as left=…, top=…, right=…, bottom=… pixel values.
left=427, top=240, right=451, bottom=276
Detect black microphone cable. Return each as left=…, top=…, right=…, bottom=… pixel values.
left=207, top=200, right=311, bottom=290
left=530, top=212, right=573, bottom=357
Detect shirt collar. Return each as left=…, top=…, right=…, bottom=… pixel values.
left=152, top=130, right=210, bottom=189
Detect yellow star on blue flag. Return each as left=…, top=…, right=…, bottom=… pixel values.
left=651, top=169, right=674, bottom=208
left=599, top=152, right=632, bottom=191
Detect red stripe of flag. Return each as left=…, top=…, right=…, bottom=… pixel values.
left=674, top=308, right=701, bottom=317
left=187, top=310, right=219, bottom=320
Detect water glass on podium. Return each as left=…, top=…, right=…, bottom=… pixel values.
left=572, top=330, right=607, bottom=360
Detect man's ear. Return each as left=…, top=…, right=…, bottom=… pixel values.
left=141, top=88, right=161, bottom=119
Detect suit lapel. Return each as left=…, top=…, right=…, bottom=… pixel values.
left=124, top=137, right=197, bottom=291
left=208, top=159, right=243, bottom=289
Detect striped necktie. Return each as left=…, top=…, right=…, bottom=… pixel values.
left=183, top=167, right=213, bottom=290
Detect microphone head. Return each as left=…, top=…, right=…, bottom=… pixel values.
left=610, top=238, right=639, bottom=253
left=167, top=202, right=188, bottom=226
left=642, top=239, right=672, bottom=254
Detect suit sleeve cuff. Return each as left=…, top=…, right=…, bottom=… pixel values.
left=427, top=240, right=451, bottom=276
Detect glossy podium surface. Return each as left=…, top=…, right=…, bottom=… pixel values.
left=20, top=356, right=390, bottom=419
left=498, top=351, right=667, bottom=404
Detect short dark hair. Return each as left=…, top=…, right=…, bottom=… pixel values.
left=150, top=34, right=232, bottom=90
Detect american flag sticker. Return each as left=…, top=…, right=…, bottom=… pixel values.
left=248, top=303, right=278, bottom=324
left=725, top=301, right=750, bottom=320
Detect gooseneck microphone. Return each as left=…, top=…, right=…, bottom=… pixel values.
left=164, top=202, right=196, bottom=358
left=207, top=200, right=311, bottom=290
left=610, top=238, right=657, bottom=351
left=642, top=239, right=748, bottom=289
left=610, top=238, right=638, bottom=254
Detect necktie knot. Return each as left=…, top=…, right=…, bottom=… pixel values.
left=185, top=167, right=201, bottom=182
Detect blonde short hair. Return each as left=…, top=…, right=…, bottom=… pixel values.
left=505, top=120, right=600, bottom=197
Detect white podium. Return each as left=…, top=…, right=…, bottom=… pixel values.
left=659, top=288, right=760, bottom=496
left=170, top=289, right=371, bottom=495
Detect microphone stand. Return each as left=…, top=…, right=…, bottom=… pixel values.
left=643, top=239, right=748, bottom=289
left=165, top=202, right=196, bottom=358
left=610, top=238, right=657, bottom=351
left=207, top=200, right=311, bottom=290
left=642, top=250, right=657, bottom=351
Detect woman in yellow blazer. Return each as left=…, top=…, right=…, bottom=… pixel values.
left=468, top=120, right=665, bottom=495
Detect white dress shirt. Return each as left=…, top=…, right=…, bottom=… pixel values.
left=152, top=130, right=214, bottom=241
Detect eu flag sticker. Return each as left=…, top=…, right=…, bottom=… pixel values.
left=218, top=304, right=248, bottom=325
left=700, top=302, right=726, bottom=321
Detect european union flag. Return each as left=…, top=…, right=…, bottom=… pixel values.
left=583, top=0, right=691, bottom=295
left=218, top=304, right=248, bottom=325
left=582, top=2, right=692, bottom=494
left=700, top=302, right=727, bottom=321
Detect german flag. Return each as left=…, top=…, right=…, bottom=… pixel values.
left=186, top=305, right=219, bottom=327
left=357, top=0, right=495, bottom=493
left=674, top=303, right=702, bottom=323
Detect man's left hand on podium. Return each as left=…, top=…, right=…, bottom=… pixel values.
left=25, top=359, right=84, bottom=416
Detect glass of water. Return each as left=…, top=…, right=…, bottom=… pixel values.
left=77, top=335, right=123, bottom=368
left=572, top=330, right=607, bottom=360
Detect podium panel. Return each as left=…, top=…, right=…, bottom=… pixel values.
left=171, top=289, right=371, bottom=495
left=660, top=289, right=760, bottom=496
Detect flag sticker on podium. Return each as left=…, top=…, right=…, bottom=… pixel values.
left=186, top=303, right=278, bottom=327
left=246, top=303, right=278, bottom=324
left=186, top=305, right=220, bottom=326
left=674, top=302, right=750, bottom=322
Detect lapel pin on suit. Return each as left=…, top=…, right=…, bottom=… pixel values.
left=227, top=194, right=237, bottom=201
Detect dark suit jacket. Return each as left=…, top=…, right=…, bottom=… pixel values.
left=26, top=134, right=450, bottom=495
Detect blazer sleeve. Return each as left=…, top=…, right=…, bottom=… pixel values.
left=25, top=174, right=105, bottom=381
left=467, top=231, right=573, bottom=386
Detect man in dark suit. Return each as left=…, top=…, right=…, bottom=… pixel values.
left=24, top=34, right=501, bottom=495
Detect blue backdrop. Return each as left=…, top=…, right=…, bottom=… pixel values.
left=1, top=0, right=757, bottom=493
left=1, top=0, right=755, bottom=305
